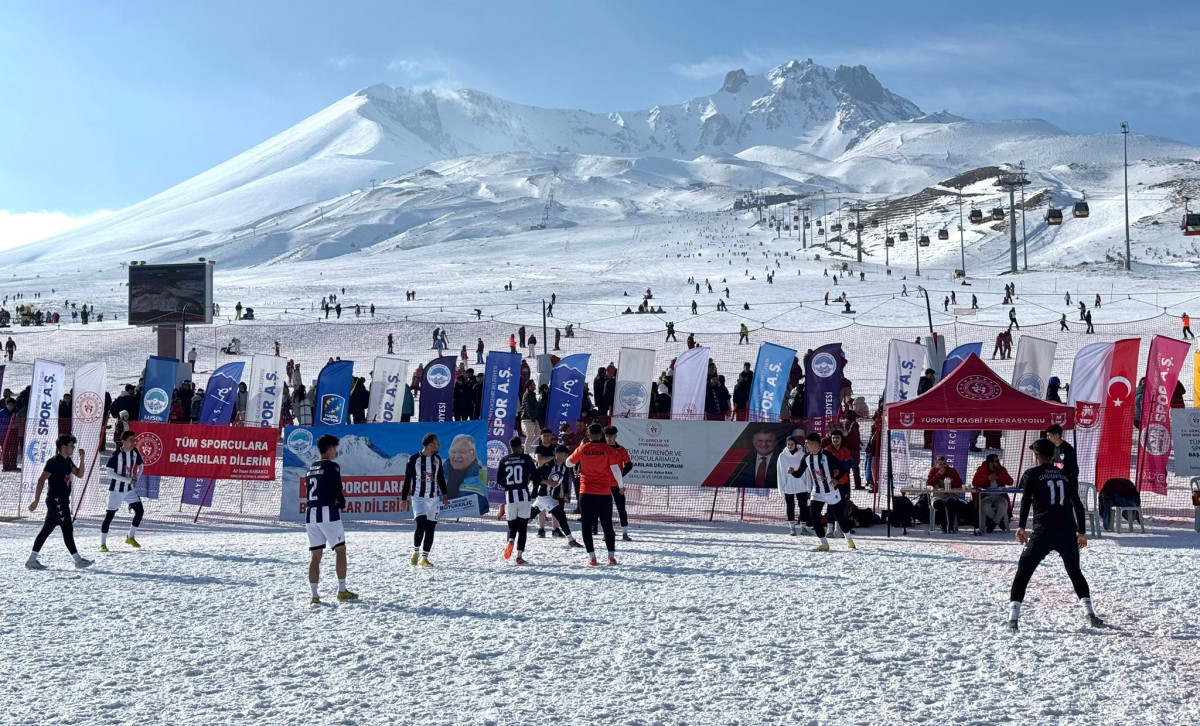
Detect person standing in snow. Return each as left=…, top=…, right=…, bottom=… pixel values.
left=99, top=431, right=145, bottom=552
left=25, top=435, right=93, bottom=570
left=401, top=433, right=449, bottom=568
left=306, top=434, right=356, bottom=603
left=788, top=433, right=855, bottom=552
left=1008, top=307, right=1020, bottom=330
left=776, top=436, right=812, bottom=537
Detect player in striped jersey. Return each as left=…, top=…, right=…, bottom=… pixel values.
left=604, top=425, right=635, bottom=542
left=532, top=428, right=558, bottom=537
left=100, top=431, right=145, bottom=551
left=402, top=433, right=449, bottom=567
left=306, top=434, right=356, bottom=603
left=498, top=436, right=537, bottom=564
left=532, top=444, right=583, bottom=549
left=789, top=433, right=856, bottom=552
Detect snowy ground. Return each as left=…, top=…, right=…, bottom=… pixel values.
left=3, top=517, right=1198, bottom=726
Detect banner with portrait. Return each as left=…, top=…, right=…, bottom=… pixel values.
left=280, top=420, right=489, bottom=522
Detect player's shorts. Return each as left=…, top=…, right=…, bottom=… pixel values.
left=534, top=496, right=560, bottom=513
left=505, top=499, right=532, bottom=521
left=411, top=497, right=440, bottom=521
left=106, top=487, right=141, bottom=512
left=306, top=519, right=346, bottom=550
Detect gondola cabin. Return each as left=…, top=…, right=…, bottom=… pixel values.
left=831, top=223, right=843, bottom=233
left=969, top=208, right=984, bottom=224
left=1073, top=201, right=1090, bottom=218
left=871, top=218, right=879, bottom=228
left=899, top=230, right=909, bottom=241
left=847, top=221, right=857, bottom=231
left=818, top=226, right=825, bottom=235
left=1045, top=208, right=1064, bottom=226
left=1183, top=211, right=1200, bottom=236
left=991, top=207, right=1005, bottom=221
left=937, top=228, right=949, bottom=241
left=885, top=236, right=895, bottom=247
left=918, top=234, right=931, bottom=247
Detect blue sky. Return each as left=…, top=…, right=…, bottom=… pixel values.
left=1, top=0, right=1197, bottom=242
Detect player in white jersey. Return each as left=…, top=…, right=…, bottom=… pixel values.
left=788, top=433, right=856, bottom=551
left=402, top=433, right=449, bottom=567
left=305, top=434, right=356, bottom=603
left=532, top=445, right=583, bottom=549
left=100, top=431, right=145, bottom=551
left=498, top=436, right=537, bottom=564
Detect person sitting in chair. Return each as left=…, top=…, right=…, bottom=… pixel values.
left=972, top=454, right=1014, bottom=532
left=926, top=456, right=965, bottom=533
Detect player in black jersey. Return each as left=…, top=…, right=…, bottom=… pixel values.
left=532, top=428, right=558, bottom=537
left=1007, top=439, right=1101, bottom=630
left=306, top=435, right=356, bottom=603
left=26, top=434, right=93, bottom=570
left=604, top=425, right=634, bottom=541
left=498, top=436, right=537, bottom=564
left=532, top=444, right=583, bottom=549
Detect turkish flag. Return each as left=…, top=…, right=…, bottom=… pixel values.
left=1094, top=339, right=1141, bottom=486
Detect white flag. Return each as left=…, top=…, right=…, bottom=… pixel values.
left=21, top=359, right=66, bottom=496
left=246, top=354, right=286, bottom=428
left=368, top=356, right=408, bottom=422
left=884, top=340, right=927, bottom=404
left=613, top=347, right=655, bottom=417
left=71, top=361, right=108, bottom=505
left=1068, top=342, right=1115, bottom=486
left=670, top=347, right=710, bottom=418
left=1011, top=336, right=1057, bottom=398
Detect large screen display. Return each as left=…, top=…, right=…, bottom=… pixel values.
left=128, top=263, right=213, bottom=325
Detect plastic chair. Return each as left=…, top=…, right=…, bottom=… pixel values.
left=1077, top=483, right=1102, bottom=538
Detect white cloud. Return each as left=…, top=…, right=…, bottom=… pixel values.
left=385, top=52, right=468, bottom=92
left=325, top=54, right=357, bottom=70
left=0, top=210, right=111, bottom=251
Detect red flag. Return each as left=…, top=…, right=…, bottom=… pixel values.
left=1136, top=336, right=1192, bottom=494
left=1094, top=339, right=1140, bottom=486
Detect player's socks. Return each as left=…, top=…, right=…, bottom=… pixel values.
left=338, top=578, right=348, bottom=593
left=310, top=583, right=319, bottom=598
left=1080, top=597, right=1094, bottom=616
left=1010, top=601, right=1023, bottom=621
left=125, top=537, right=140, bottom=548
left=99, top=544, right=109, bottom=553
left=100, top=532, right=108, bottom=547
left=128, top=526, right=138, bottom=539
left=789, top=522, right=797, bottom=536
left=503, top=542, right=514, bottom=560
left=25, top=552, right=46, bottom=570
left=73, top=554, right=94, bottom=569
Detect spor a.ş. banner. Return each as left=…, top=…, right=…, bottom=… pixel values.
left=280, top=420, right=489, bottom=522
left=20, top=359, right=66, bottom=496
left=611, top=418, right=801, bottom=488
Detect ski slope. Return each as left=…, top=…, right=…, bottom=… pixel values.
left=3, top=519, right=1198, bottom=725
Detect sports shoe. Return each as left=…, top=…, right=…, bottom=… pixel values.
left=98, top=544, right=109, bottom=553
left=1086, top=614, right=1104, bottom=628
left=799, top=526, right=815, bottom=537
left=586, top=556, right=599, bottom=566
left=788, top=524, right=797, bottom=537
left=337, top=590, right=359, bottom=601
left=621, top=533, right=633, bottom=542
left=410, top=552, right=420, bottom=566
left=811, top=544, right=830, bottom=552
left=503, top=542, right=514, bottom=560
left=74, top=557, right=94, bottom=569
left=608, top=556, right=618, bottom=565
left=25, top=559, right=47, bottom=570
left=845, top=537, right=857, bottom=550
left=536, top=529, right=546, bottom=538
left=552, top=529, right=565, bottom=538
left=1005, top=619, right=1019, bottom=632
left=514, top=557, right=527, bottom=565
left=567, top=539, right=583, bottom=548
left=310, top=597, right=321, bottom=605
left=418, top=557, right=433, bottom=568
left=125, top=537, right=141, bottom=549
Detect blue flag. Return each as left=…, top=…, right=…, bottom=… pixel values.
left=932, top=343, right=982, bottom=476
left=748, top=343, right=797, bottom=421
left=315, top=360, right=354, bottom=426
left=803, top=343, right=845, bottom=436
left=182, top=362, right=244, bottom=507
left=419, top=356, right=457, bottom=423
left=481, top=351, right=521, bottom=492
left=139, top=356, right=180, bottom=423
left=546, top=354, right=590, bottom=435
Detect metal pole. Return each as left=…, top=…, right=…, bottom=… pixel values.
left=542, top=299, right=549, bottom=356
left=1008, top=186, right=1019, bottom=273
left=852, top=206, right=864, bottom=264
left=884, top=200, right=890, bottom=268
left=958, top=188, right=966, bottom=277
left=1122, top=122, right=1131, bottom=271
left=801, top=206, right=807, bottom=249
left=1019, top=161, right=1028, bottom=270
left=914, top=212, right=921, bottom=277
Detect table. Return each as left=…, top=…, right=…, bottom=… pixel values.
left=899, top=487, right=1021, bottom=535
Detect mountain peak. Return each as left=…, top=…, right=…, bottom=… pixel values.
left=721, top=69, right=748, bottom=93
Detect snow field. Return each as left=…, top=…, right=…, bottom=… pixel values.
left=3, top=518, right=1198, bottom=725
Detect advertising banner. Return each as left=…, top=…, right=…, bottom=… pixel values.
left=748, top=343, right=797, bottom=421
left=245, top=354, right=286, bottom=428
left=481, top=351, right=521, bottom=492
left=1068, top=342, right=1115, bottom=486
left=804, top=343, right=845, bottom=436
left=130, top=422, right=277, bottom=481
left=610, top=418, right=800, bottom=488
left=280, top=421, right=489, bottom=521
left=1170, top=408, right=1200, bottom=476
left=670, top=347, right=710, bottom=418
left=419, top=356, right=456, bottom=423
left=367, top=356, right=408, bottom=423
left=181, top=361, right=244, bottom=507
left=315, top=360, right=354, bottom=426
left=613, top=347, right=655, bottom=417
left=139, top=356, right=179, bottom=423
left=20, top=359, right=66, bottom=495
left=71, top=361, right=108, bottom=504
left=546, top=354, right=590, bottom=434
left=1136, top=335, right=1191, bottom=494
left=932, top=343, right=981, bottom=473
